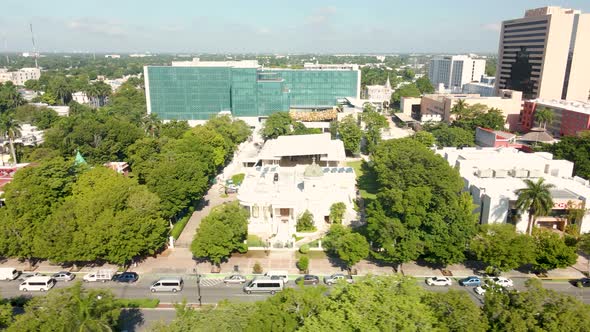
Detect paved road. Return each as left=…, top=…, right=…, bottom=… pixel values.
left=119, top=309, right=177, bottom=332
left=0, top=277, right=271, bottom=305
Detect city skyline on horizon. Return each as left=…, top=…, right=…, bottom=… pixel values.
left=1, top=1, right=589, bottom=54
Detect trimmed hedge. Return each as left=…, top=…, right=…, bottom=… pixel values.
left=115, top=298, right=160, bottom=308
left=171, top=212, right=192, bottom=240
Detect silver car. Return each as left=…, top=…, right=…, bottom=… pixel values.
left=224, top=274, right=246, bottom=284
left=52, top=271, right=75, bottom=282
left=324, top=273, right=354, bottom=285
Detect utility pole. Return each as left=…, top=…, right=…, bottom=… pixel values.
left=29, top=23, right=38, bottom=68
left=193, top=268, right=202, bottom=307
left=3, top=34, right=9, bottom=64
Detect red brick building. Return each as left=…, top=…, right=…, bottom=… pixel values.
left=521, top=100, right=590, bottom=137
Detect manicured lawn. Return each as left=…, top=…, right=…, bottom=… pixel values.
left=346, top=160, right=378, bottom=200
left=296, top=250, right=328, bottom=260
left=115, top=298, right=160, bottom=308
left=247, top=234, right=266, bottom=247
left=231, top=173, right=245, bottom=185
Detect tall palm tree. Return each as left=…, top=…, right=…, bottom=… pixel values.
left=534, top=108, right=554, bottom=129
left=515, top=178, right=555, bottom=235
left=51, top=77, right=73, bottom=105
left=451, top=99, right=469, bottom=120
left=141, top=113, right=161, bottom=137
left=1, top=81, right=24, bottom=110
left=70, top=283, right=116, bottom=332
left=84, top=83, right=99, bottom=108
left=95, top=81, right=112, bottom=107
left=0, top=112, right=22, bottom=165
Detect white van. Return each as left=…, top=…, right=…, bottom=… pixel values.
left=243, top=277, right=284, bottom=294
left=264, top=270, right=289, bottom=284
left=19, top=276, right=56, bottom=292
left=150, top=278, right=184, bottom=293
left=0, top=268, right=19, bottom=281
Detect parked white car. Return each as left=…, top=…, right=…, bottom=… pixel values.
left=425, top=277, right=452, bottom=286
left=491, top=277, right=513, bottom=288
left=474, top=285, right=487, bottom=295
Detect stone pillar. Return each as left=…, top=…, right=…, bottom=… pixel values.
left=169, top=236, right=175, bottom=249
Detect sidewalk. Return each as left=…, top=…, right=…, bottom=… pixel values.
left=174, top=183, right=235, bottom=246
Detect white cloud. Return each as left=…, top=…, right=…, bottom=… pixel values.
left=66, top=18, right=128, bottom=37
left=481, top=23, right=501, bottom=32
left=306, top=6, right=337, bottom=25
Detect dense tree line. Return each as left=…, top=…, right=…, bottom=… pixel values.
left=260, top=112, right=321, bottom=140
left=153, top=275, right=590, bottom=332
left=365, top=138, right=479, bottom=268
left=537, top=132, right=590, bottom=179
left=422, top=100, right=507, bottom=147
left=0, top=77, right=251, bottom=265
left=191, top=202, right=249, bottom=266
left=1, top=283, right=121, bottom=331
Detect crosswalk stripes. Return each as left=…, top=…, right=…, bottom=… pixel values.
left=199, top=278, right=225, bottom=287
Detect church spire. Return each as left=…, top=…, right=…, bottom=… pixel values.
left=385, top=75, right=391, bottom=89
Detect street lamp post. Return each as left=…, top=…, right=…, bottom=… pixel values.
left=193, top=268, right=202, bottom=307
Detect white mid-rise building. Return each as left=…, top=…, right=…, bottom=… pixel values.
left=364, top=76, right=393, bottom=104
left=0, top=67, right=41, bottom=86
left=436, top=147, right=590, bottom=234
left=429, top=55, right=486, bottom=92
left=237, top=134, right=356, bottom=248
left=462, top=82, right=496, bottom=97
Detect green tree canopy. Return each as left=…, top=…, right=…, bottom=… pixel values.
left=424, top=290, right=488, bottom=332
left=412, top=131, right=435, bottom=148
left=429, top=124, right=475, bottom=147
left=532, top=229, right=577, bottom=272
left=537, top=134, right=590, bottom=179
left=484, top=279, right=590, bottom=331
left=6, top=283, right=120, bottom=332
left=338, top=115, right=362, bottom=156
left=367, top=138, right=478, bottom=267
left=415, top=76, right=435, bottom=94
left=329, top=202, right=347, bottom=224
left=362, top=110, right=388, bottom=154
left=391, top=83, right=421, bottom=106
left=261, top=112, right=293, bottom=140
left=160, top=120, right=190, bottom=139
left=470, top=224, right=536, bottom=272
left=191, top=202, right=248, bottom=266
left=323, top=224, right=369, bottom=269
left=34, top=167, right=168, bottom=265
left=0, top=157, right=77, bottom=261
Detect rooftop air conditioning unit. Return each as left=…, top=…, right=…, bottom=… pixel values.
left=494, top=169, right=508, bottom=178
left=528, top=169, right=543, bottom=178
left=477, top=169, right=494, bottom=178
left=512, top=169, right=529, bottom=178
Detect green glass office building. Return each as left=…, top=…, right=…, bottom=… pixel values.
left=144, top=61, right=360, bottom=121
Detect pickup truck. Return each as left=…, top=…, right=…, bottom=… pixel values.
left=324, top=273, right=354, bottom=285
left=83, top=270, right=113, bottom=283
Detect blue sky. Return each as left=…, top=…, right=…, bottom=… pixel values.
left=1, top=0, right=589, bottom=53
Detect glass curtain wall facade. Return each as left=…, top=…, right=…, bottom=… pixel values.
left=146, top=66, right=358, bottom=120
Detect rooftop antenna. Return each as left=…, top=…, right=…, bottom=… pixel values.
left=3, top=34, right=9, bottom=64
left=30, top=23, right=38, bottom=68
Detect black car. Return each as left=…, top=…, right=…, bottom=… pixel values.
left=295, top=274, right=320, bottom=285
left=571, top=278, right=590, bottom=287
left=112, top=272, right=139, bottom=283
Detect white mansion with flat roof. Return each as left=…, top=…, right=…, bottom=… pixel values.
left=237, top=134, right=356, bottom=247
left=436, top=147, right=590, bottom=234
